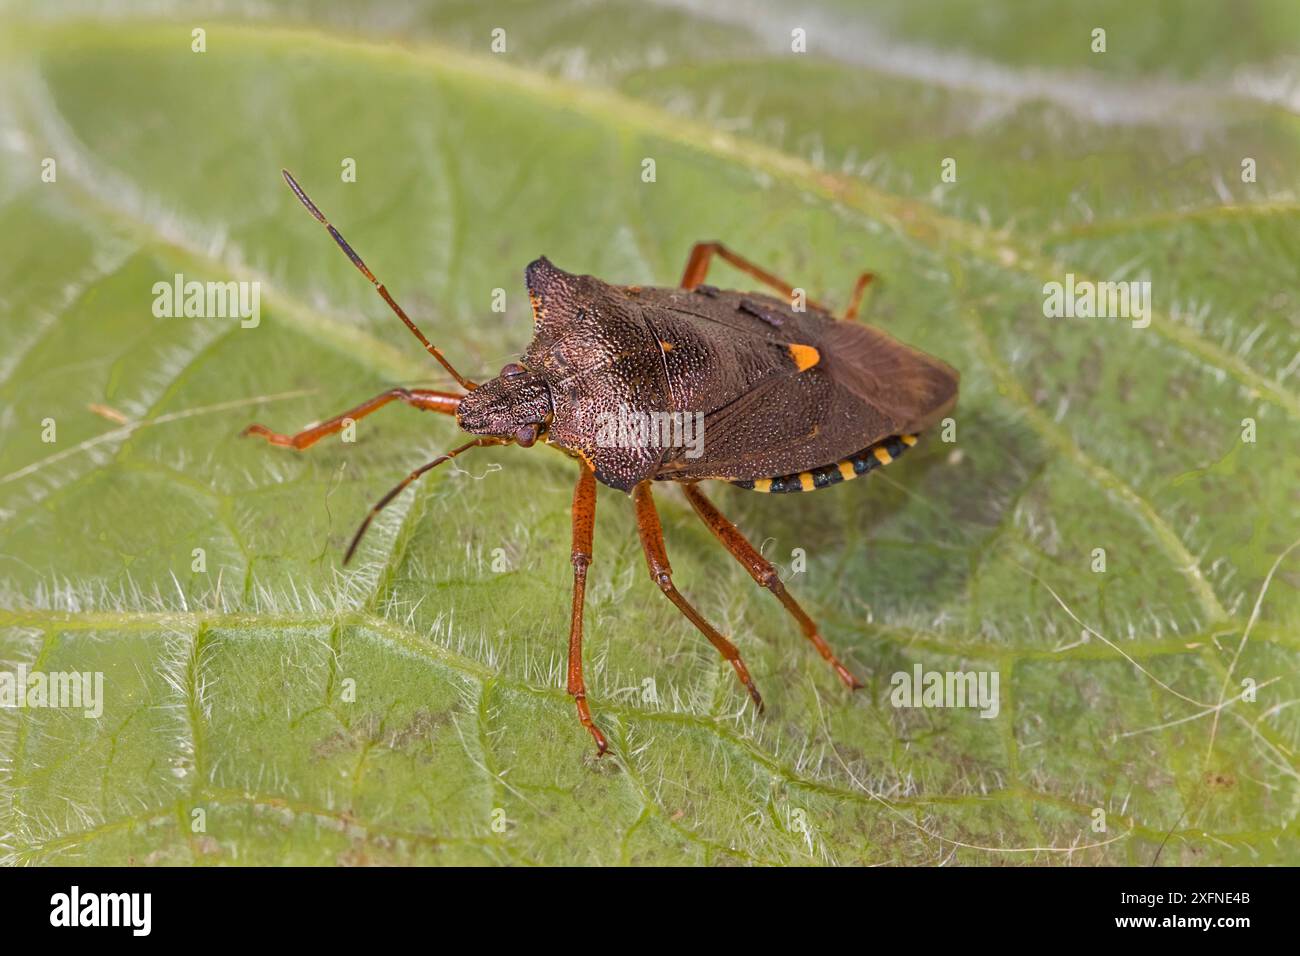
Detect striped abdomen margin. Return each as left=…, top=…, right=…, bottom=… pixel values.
left=729, top=434, right=918, bottom=493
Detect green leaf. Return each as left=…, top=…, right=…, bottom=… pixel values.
left=2, top=3, right=1298, bottom=865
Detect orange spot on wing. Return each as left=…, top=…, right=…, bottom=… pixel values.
left=788, top=343, right=820, bottom=372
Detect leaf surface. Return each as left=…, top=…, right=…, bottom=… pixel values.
left=1, top=3, right=1298, bottom=865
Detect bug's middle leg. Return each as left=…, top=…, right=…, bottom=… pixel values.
left=632, top=481, right=764, bottom=710
left=678, top=241, right=873, bottom=321
left=567, top=462, right=609, bottom=755
left=682, top=482, right=864, bottom=689
left=241, top=387, right=460, bottom=450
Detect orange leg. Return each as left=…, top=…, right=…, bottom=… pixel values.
left=567, top=463, right=608, bottom=755
left=682, top=483, right=863, bottom=689
left=241, top=387, right=460, bottom=450
left=678, top=241, right=873, bottom=321
left=632, top=482, right=763, bottom=710
left=840, top=270, right=875, bottom=323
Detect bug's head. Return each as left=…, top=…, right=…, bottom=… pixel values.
left=456, top=361, right=553, bottom=447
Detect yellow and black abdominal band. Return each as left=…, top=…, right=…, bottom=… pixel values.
left=731, top=434, right=918, bottom=493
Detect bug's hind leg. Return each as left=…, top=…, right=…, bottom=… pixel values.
left=678, top=241, right=873, bottom=321
left=632, top=482, right=764, bottom=711
left=839, top=270, right=876, bottom=323
left=241, top=387, right=460, bottom=450
left=682, top=482, right=864, bottom=689
left=567, top=462, right=609, bottom=755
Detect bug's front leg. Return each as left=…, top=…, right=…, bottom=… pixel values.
left=682, top=482, right=864, bottom=689
left=567, top=462, right=608, bottom=755
left=241, top=387, right=460, bottom=450
left=632, top=482, right=764, bottom=711
left=678, top=241, right=874, bottom=321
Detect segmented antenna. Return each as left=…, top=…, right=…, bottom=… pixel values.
left=281, top=169, right=476, bottom=391
left=343, top=437, right=503, bottom=564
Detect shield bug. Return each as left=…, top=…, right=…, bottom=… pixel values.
left=244, top=170, right=959, bottom=755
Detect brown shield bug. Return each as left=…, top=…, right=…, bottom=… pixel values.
left=244, top=171, right=959, bottom=755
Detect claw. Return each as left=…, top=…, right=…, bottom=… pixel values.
left=832, top=659, right=866, bottom=690
left=242, top=423, right=271, bottom=439
left=241, top=423, right=293, bottom=448
left=574, top=694, right=609, bottom=756
left=730, top=658, right=765, bottom=712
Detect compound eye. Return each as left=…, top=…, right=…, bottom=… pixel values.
left=515, top=423, right=539, bottom=447
left=501, top=362, right=527, bottom=380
